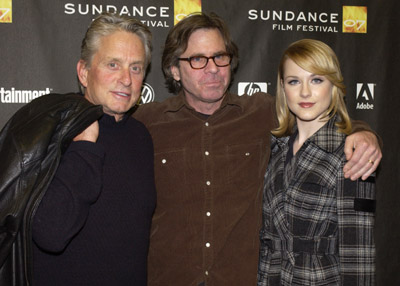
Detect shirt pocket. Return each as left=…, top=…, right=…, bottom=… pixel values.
left=226, top=141, right=263, bottom=192
left=154, top=148, right=187, bottom=199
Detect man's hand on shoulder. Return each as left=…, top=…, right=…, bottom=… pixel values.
left=343, top=131, right=382, bottom=181
left=73, top=121, right=99, bottom=143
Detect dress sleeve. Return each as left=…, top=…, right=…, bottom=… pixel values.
left=32, top=141, right=105, bottom=253
left=337, top=167, right=376, bottom=285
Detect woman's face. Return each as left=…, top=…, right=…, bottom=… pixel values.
left=282, top=58, right=333, bottom=132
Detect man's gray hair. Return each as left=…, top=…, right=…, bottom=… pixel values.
left=80, top=12, right=152, bottom=69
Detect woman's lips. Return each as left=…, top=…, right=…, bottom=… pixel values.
left=299, top=102, right=315, bottom=108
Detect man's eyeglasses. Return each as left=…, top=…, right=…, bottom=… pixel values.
left=178, top=54, right=232, bottom=69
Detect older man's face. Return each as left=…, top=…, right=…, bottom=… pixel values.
left=77, top=31, right=146, bottom=121
left=171, top=28, right=231, bottom=115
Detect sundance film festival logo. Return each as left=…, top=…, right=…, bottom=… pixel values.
left=343, top=6, right=367, bottom=33
left=238, top=82, right=268, bottom=96
left=173, top=0, right=201, bottom=25
left=356, top=83, right=375, bottom=110
left=140, top=83, right=155, bottom=104
left=0, top=0, right=12, bottom=23
left=64, top=3, right=170, bottom=28
left=247, top=6, right=367, bottom=34
left=247, top=9, right=340, bottom=33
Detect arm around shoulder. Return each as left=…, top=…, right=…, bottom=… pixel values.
left=343, top=119, right=382, bottom=180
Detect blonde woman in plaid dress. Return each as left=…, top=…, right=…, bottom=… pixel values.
left=257, top=39, right=376, bottom=285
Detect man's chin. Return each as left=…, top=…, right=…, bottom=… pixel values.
left=202, top=89, right=227, bottom=101
left=103, top=106, right=132, bottom=118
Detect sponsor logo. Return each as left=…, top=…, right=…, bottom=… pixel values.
left=140, top=83, right=155, bottom=104
left=343, top=6, right=367, bottom=33
left=0, top=87, right=52, bottom=103
left=238, top=82, right=268, bottom=96
left=174, top=0, right=201, bottom=25
left=248, top=6, right=368, bottom=34
left=248, top=9, right=339, bottom=33
left=356, top=83, right=375, bottom=110
left=64, top=3, right=171, bottom=28
left=0, top=0, right=12, bottom=23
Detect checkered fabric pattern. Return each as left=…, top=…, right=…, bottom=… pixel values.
left=258, top=116, right=376, bottom=285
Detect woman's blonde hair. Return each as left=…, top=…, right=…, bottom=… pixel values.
left=273, top=39, right=352, bottom=137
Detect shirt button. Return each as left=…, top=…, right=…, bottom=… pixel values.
left=245, top=152, right=250, bottom=156
left=205, top=242, right=211, bottom=247
left=205, top=151, right=209, bottom=156
left=206, top=181, right=211, bottom=186
left=205, top=122, right=209, bottom=126
left=161, top=159, right=167, bottom=164
left=205, top=271, right=209, bottom=276
left=206, top=212, right=211, bottom=216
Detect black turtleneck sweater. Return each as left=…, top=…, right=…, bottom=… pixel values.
left=32, top=114, right=156, bottom=286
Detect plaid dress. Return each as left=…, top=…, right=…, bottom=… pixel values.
left=258, top=116, right=376, bottom=285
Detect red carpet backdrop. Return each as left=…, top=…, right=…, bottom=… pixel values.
left=1, top=0, right=399, bottom=284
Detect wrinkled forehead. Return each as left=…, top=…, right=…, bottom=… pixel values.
left=184, top=28, right=226, bottom=55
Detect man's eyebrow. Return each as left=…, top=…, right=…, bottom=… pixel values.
left=130, top=60, right=145, bottom=65
left=103, top=57, right=144, bottom=65
left=186, top=50, right=228, bottom=57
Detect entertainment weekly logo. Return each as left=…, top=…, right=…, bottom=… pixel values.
left=0, top=87, right=52, bottom=103
left=247, top=6, right=367, bottom=34
left=356, top=83, right=375, bottom=110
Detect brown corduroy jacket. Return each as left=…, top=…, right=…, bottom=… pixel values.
left=134, top=91, right=276, bottom=286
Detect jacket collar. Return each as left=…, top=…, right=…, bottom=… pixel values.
left=162, top=91, right=244, bottom=114
left=275, top=115, right=346, bottom=153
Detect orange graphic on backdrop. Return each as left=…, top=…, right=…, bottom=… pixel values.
left=174, top=0, right=201, bottom=25
left=0, top=0, right=12, bottom=23
left=343, top=6, right=367, bottom=33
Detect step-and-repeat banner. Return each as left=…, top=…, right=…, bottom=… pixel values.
left=1, top=0, right=399, bottom=283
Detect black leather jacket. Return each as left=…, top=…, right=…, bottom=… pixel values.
left=0, top=93, right=103, bottom=285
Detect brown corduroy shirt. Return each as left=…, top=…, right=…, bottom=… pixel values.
left=134, top=91, right=277, bottom=286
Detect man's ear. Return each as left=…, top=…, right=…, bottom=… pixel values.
left=171, top=66, right=181, bottom=81
left=77, top=60, right=89, bottom=88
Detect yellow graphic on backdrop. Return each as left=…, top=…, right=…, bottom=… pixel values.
left=343, top=6, right=367, bottom=33
left=174, top=0, right=201, bottom=25
left=0, top=0, right=11, bottom=23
